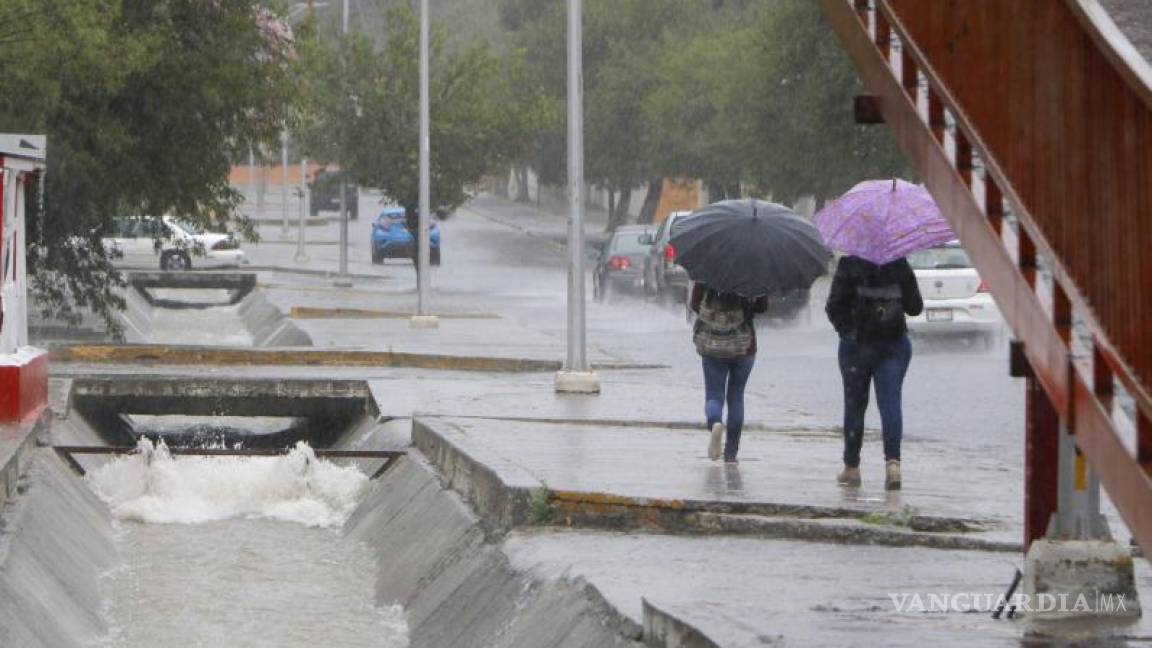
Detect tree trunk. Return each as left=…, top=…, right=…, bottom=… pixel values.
left=706, top=180, right=743, bottom=201
left=637, top=177, right=662, bottom=224
left=607, top=188, right=617, bottom=226
left=492, top=168, right=510, bottom=197
left=514, top=163, right=531, bottom=203
left=608, top=187, right=632, bottom=230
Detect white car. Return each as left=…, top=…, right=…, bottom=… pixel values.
left=905, top=242, right=1003, bottom=344
left=104, top=216, right=245, bottom=271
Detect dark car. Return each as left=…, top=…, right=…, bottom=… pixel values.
left=309, top=170, right=358, bottom=220
left=641, top=210, right=692, bottom=304
left=593, top=225, right=653, bottom=302
left=761, top=287, right=812, bottom=324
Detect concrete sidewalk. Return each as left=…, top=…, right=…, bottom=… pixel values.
left=415, top=416, right=1020, bottom=547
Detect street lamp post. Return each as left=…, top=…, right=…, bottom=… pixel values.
left=295, top=157, right=309, bottom=262
left=410, top=0, right=438, bottom=329
left=555, top=0, right=599, bottom=394
left=334, top=0, right=353, bottom=287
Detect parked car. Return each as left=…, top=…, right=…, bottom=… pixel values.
left=905, top=241, right=1003, bottom=345
left=309, top=170, right=358, bottom=220
left=762, top=287, right=812, bottom=324
left=370, top=207, right=441, bottom=265
left=593, top=225, right=653, bottom=302
left=104, top=216, right=245, bottom=271
left=641, top=210, right=692, bottom=303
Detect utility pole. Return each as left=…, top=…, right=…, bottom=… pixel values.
left=555, top=0, right=598, bottom=394
left=334, top=0, right=353, bottom=287
left=280, top=130, right=290, bottom=238
left=410, top=0, right=438, bottom=329
left=295, top=157, right=309, bottom=262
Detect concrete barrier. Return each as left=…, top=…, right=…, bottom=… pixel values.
left=346, top=456, right=642, bottom=648
left=0, top=451, right=117, bottom=648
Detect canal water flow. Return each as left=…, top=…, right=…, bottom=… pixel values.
left=84, top=440, right=407, bottom=647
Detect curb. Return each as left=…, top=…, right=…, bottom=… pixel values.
left=244, top=265, right=385, bottom=281
left=412, top=417, right=1015, bottom=552
left=289, top=306, right=501, bottom=320
left=50, top=344, right=562, bottom=373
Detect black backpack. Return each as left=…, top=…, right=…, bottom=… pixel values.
left=853, top=281, right=904, bottom=339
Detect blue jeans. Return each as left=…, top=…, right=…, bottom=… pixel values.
left=702, top=354, right=756, bottom=461
left=838, top=335, right=912, bottom=467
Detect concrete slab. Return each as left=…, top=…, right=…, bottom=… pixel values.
left=422, top=416, right=1024, bottom=544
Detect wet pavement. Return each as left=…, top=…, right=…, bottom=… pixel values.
left=506, top=529, right=1152, bottom=648
left=419, top=416, right=1022, bottom=544
left=48, top=191, right=1150, bottom=646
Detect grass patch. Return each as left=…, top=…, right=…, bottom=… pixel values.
left=860, top=506, right=917, bottom=528
left=528, top=485, right=557, bottom=525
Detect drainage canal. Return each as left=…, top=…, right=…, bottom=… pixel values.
left=54, top=378, right=409, bottom=647
left=119, top=272, right=311, bottom=347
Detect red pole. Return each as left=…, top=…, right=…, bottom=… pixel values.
left=1025, top=375, right=1060, bottom=549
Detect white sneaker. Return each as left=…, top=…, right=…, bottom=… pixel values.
left=708, top=422, right=724, bottom=461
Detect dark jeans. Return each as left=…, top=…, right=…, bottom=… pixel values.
left=838, top=335, right=912, bottom=467
left=702, top=353, right=756, bottom=461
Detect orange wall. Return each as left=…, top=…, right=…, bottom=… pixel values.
left=654, top=178, right=700, bottom=223
left=229, top=164, right=328, bottom=185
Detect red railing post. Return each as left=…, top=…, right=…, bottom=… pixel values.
left=1026, top=376, right=1061, bottom=549
left=984, top=177, right=1004, bottom=235
left=955, top=128, right=974, bottom=188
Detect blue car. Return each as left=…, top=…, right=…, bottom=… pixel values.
left=370, top=207, right=441, bottom=265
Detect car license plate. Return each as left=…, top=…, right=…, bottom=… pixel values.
left=926, top=308, right=953, bottom=322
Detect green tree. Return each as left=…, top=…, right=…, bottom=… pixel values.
left=0, top=0, right=296, bottom=333
left=747, top=0, right=910, bottom=204
left=298, top=7, right=525, bottom=225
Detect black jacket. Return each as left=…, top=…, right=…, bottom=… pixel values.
left=825, top=256, right=923, bottom=340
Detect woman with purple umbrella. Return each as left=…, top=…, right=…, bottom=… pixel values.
left=816, top=179, right=954, bottom=490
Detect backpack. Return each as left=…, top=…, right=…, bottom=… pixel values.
left=853, top=282, right=904, bottom=339
left=694, top=290, right=754, bottom=358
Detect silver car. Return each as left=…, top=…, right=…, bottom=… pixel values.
left=641, top=210, right=692, bottom=304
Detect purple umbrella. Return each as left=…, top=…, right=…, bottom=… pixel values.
left=815, top=178, right=956, bottom=265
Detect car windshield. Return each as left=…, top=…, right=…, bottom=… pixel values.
left=610, top=231, right=650, bottom=254
left=908, top=246, right=972, bottom=270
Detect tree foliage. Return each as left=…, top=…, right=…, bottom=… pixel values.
left=0, top=0, right=295, bottom=332
left=498, top=0, right=911, bottom=223
left=297, top=6, right=533, bottom=221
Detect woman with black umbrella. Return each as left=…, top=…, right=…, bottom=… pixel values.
left=690, top=283, right=767, bottom=462
left=671, top=200, right=832, bottom=463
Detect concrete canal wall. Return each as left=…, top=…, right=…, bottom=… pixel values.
left=0, top=384, right=649, bottom=648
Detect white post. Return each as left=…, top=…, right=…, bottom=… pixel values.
left=295, top=157, right=309, bottom=262
left=555, top=0, right=599, bottom=394
left=0, top=170, right=19, bottom=353
left=411, top=0, right=438, bottom=329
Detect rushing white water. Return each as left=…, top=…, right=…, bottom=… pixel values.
left=87, top=440, right=368, bottom=527
left=86, top=440, right=407, bottom=648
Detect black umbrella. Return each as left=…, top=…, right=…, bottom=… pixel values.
left=669, top=199, right=831, bottom=297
